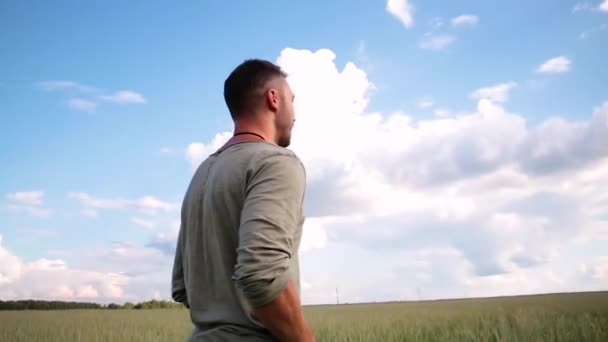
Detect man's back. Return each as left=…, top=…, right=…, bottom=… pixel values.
left=172, top=140, right=306, bottom=341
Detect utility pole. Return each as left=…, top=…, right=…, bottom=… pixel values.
left=336, top=287, right=340, bottom=305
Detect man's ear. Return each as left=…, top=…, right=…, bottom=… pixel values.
left=266, top=88, right=280, bottom=112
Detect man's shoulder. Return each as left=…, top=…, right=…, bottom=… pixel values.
left=245, top=143, right=306, bottom=177
left=245, top=143, right=303, bottom=166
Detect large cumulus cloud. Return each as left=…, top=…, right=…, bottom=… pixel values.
left=185, top=48, right=608, bottom=304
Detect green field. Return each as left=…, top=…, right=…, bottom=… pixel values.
left=1, top=292, right=607, bottom=341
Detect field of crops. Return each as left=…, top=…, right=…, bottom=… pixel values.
left=1, top=291, right=607, bottom=341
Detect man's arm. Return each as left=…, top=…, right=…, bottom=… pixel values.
left=253, top=280, right=314, bottom=341
left=232, top=154, right=314, bottom=341
left=171, top=213, right=188, bottom=307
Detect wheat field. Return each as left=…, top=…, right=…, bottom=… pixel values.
left=1, top=292, right=607, bottom=341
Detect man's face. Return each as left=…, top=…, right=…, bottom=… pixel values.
left=275, top=79, right=296, bottom=147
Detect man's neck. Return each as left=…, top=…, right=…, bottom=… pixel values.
left=233, top=118, right=276, bottom=145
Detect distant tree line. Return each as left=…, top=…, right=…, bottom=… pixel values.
left=109, top=300, right=184, bottom=310
left=0, top=299, right=185, bottom=311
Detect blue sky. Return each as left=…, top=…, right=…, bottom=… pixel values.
left=1, top=0, right=607, bottom=304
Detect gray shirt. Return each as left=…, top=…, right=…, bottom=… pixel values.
left=172, top=141, right=306, bottom=341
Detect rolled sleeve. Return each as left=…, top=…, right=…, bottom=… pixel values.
left=232, top=153, right=306, bottom=308
left=171, top=218, right=188, bottom=305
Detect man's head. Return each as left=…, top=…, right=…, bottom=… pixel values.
left=224, top=59, right=296, bottom=147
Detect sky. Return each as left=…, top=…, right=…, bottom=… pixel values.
left=1, top=0, right=607, bottom=305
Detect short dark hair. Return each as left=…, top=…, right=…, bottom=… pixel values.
left=223, top=59, right=287, bottom=120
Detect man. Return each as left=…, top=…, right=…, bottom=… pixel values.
left=172, top=59, right=315, bottom=342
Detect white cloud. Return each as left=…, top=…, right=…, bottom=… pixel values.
left=0, top=235, right=22, bottom=286
left=131, top=217, right=156, bottom=230
left=580, top=24, right=608, bottom=39
left=386, top=0, right=414, bottom=28
left=135, top=196, right=175, bottom=213
left=573, top=3, right=594, bottom=12
left=106, top=242, right=165, bottom=261
left=429, top=17, right=444, bottom=30
left=68, top=192, right=129, bottom=209
left=451, top=14, right=479, bottom=27
left=471, top=82, right=517, bottom=103
left=37, top=80, right=145, bottom=110
left=300, top=218, right=328, bottom=253
left=0, top=235, right=128, bottom=301
left=433, top=108, right=451, bottom=117
left=99, top=90, right=146, bottom=104
left=184, top=48, right=608, bottom=305
left=355, top=40, right=369, bottom=66
left=7, top=191, right=44, bottom=206
left=146, top=233, right=178, bottom=255
left=76, top=285, right=99, bottom=298
left=68, top=192, right=178, bottom=215
left=6, top=191, right=53, bottom=217
left=186, top=132, right=233, bottom=171
left=572, top=2, right=608, bottom=12
left=419, top=34, right=456, bottom=50
left=82, top=209, right=98, bottom=218
left=417, top=97, right=434, bottom=109
left=160, top=147, right=174, bottom=155
left=37, top=80, right=99, bottom=93
left=22, top=228, right=59, bottom=237
left=537, top=56, right=572, bottom=74
left=68, top=98, right=97, bottom=111
left=580, top=256, right=608, bottom=280
left=7, top=205, right=53, bottom=217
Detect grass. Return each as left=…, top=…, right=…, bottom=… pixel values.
left=1, top=292, right=607, bottom=341
left=305, top=292, right=608, bottom=341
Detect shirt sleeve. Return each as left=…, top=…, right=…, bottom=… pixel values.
left=171, top=214, right=188, bottom=306
left=232, top=153, right=306, bottom=308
